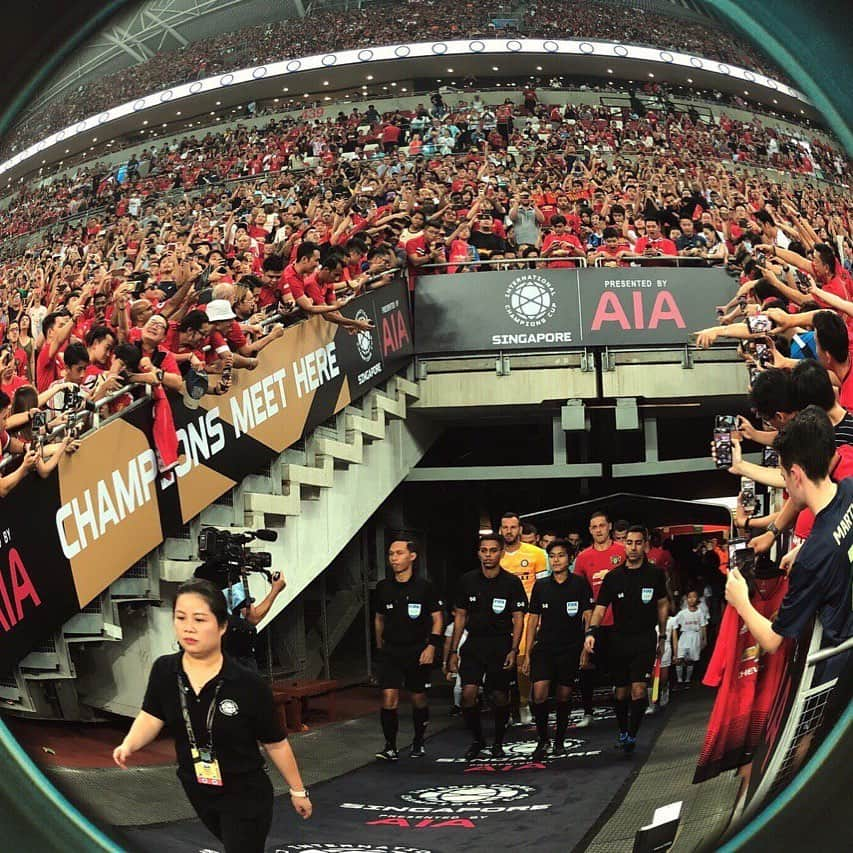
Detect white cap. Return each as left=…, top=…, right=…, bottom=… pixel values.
left=205, top=299, right=236, bottom=322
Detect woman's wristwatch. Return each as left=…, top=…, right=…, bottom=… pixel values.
left=289, top=789, right=310, bottom=798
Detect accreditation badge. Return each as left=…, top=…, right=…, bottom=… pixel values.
left=641, top=587, right=654, bottom=604
left=192, top=748, right=223, bottom=787
left=407, top=602, right=422, bottom=619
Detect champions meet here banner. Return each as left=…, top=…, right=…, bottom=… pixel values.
left=0, top=281, right=412, bottom=673
left=414, top=267, right=733, bottom=353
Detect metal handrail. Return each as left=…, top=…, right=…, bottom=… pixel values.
left=593, top=254, right=727, bottom=268
left=421, top=256, right=588, bottom=271
left=806, top=635, right=853, bottom=665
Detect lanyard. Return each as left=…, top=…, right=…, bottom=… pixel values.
left=177, top=673, right=223, bottom=754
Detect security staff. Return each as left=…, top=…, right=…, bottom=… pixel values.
left=374, top=539, right=444, bottom=761
left=585, top=526, right=668, bottom=754
left=448, top=533, right=528, bottom=761
left=113, top=579, right=311, bottom=853
left=522, top=539, right=594, bottom=760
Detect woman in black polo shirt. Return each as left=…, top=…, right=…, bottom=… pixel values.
left=113, top=579, right=311, bottom=852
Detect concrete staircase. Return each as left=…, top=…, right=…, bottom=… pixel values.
left=1, top=374, right=438, bottom=719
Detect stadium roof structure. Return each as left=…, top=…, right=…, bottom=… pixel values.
left=25, top=0, right=312, bottom=112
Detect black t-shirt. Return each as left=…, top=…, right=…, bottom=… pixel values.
left=596, top=561, right=668, bottom=635
left=773, top=477, right=853, bottom=647
left=142, top=653, right=285, bottom=785
left=374, top=575, right=443, bottom=647
left=470, top=230, right=506, bottom=259
left=454, top=568, right=527, bottom=639
left=529, top=573, right=594, bottom=650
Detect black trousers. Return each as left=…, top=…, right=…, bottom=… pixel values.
left=182, top=769, right=274, bottom=853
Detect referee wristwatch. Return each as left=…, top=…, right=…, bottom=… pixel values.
left=767, top=521, right=780, bottom=539
left=289, top=788, right=310, bottom=798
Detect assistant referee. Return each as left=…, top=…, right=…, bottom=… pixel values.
left=113, top=579, right=312, bottom=852
left=448, top=533, right=528, bottom=761
left=584, top=526, right=668, bottom=754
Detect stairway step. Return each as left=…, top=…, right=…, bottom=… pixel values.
left=345, top=411, right=387, bottom=440
left=312, top=434, right=364, bottom=465
left=281, top=458, right=334, bottom=489
left=160, top=559, right=198, bottom=583
left=373, top=392, right=406, bottom=419
left=392, top=375, right=420, bottom=399
left=244, top=490, right=302, bottom=516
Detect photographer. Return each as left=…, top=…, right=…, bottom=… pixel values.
left=726, top=408, right=852, bottom=671
left=113, top=579, right=311, bottom=853
left=223, top=571, right=287, bottom=673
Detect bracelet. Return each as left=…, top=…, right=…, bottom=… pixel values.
left=585, top=626, right=599, bottom=638
left=289, top=789, right=310, bottom=798
left=429, top=633, right=443, bottom=648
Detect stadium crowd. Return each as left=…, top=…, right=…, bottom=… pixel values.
left=2, top=0, right=788, bottom=160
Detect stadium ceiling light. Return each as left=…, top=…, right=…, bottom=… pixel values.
left=324, top=95, right=331, bottom=100
left=303, top=93, right=309, bottom=97
left=492, top=65, right=499, bottom=71
left=283, top=87, right=289, bottom=92
left=447, top=68, right=454, bottom=72
left=391, top=81, right=397, bottom=86
left=162, top=123, right=167, bottom=127
left=536, top=65, right=542, bottom=71
left=273, top=98, right=279, bottom=103
left=607, top=68, right=613, bottom=73
left=41, top=159, right=45, bottom=164
left=210, top=111, right=215, bottom=115
left=143, top=119, right=148, bottom=125
left=773, top=98, right=778, bottom=103
left=215, top=100, right=221, bottom=105
left=401, top=87, right=407, bottom=91
left=648, top=72, right=654, bottom=77
left=366, top=74, right=373, bottom=80
left=176, top=111, right=181, bottom=115
left=323, top=81, right=329, bottom=85
left=687, top=77, right=693, bottom=82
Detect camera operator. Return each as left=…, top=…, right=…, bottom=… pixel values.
left=726, top=407, right=852, bottom=676
left=113, top=579, right=311, bottom=853
left=223, top=572, right=287, bottom=673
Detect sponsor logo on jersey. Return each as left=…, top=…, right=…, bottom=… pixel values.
left=566, top=601, right=578, bottom=616
left=407, top=603, right=422, bottom=619
left=492, top=598, right=507, bottom=614
left=641, top=587, right=654, bottom=604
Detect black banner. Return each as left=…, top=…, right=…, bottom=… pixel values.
left=0, top=281, right=413, bottom=673
left=414, top=267, right=733, bottom=353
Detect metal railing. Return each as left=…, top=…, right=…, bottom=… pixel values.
left=593, top=254, right=727, bottom=268
left=421, top=255, right=588, bottom=272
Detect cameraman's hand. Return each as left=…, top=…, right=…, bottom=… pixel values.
left=271, top=572, right=286, bottom=594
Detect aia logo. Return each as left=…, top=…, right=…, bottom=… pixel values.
left=381, top=309, right=410, bottom=356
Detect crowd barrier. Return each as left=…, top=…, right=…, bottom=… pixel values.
left=0, top=278, right=413, bottom=672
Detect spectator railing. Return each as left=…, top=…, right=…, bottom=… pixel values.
left=421, top=256, right=589, bottom=271
left=735, top=623, right=852, bottom=824
left=593, top=254, right=726, bottom=268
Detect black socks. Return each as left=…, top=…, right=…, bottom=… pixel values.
left=493, top=703, right=510, bottom=746
left=380, top=708, right=398, bottom=747
left=555, top=701, right=570, bottom=744
left=579, top=669, right=595, bottom=715
left=533, top=701, right=550, bottom=742
left=629, top=696, right=648, bottom=737
left=463, top=705, right=484, bottom=743
left=413, top=705, right=429, bottom=743
left=615, top=697, right=629, bottom=734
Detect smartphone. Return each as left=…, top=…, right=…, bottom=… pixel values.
left=741, top=477, right=756, bottom=513
left=795, top=270, right=811, bottom=294
left=747, top=314, right=773, bottom=334
left=715, top=415, right=738, bottom=431
left=748, top=365, right=762, bottom=386
left=713, top=428, right=733, bottom=469
left=728, top=538, right=756, bottom=586
left=763, top=445, right=780, bottom=468
left=754, top=342, right=772, bottom=367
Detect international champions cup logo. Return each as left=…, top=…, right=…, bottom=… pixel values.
left=355, top=309, right=375, bottom=362
left=400, top=784, right=536, bottom=806
left=504, top=274, right=557, bottom=328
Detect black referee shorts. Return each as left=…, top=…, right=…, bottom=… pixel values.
left=459, top=636, right=516, bottom=694
left=378, top=645, right=432, bottom=693
left=530, top=644, right=582, bottom=687
left=610, top=631, right=657, bottom=688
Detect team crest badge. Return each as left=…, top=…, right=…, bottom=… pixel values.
left=492, top=598, right=507, bottom=614
left=566, top=601, right=579, bottom=617
left=520, top=559, right=529, bottom=567
left=641, top=587, right=654, bottom=604
left=610, top=556, right=621, bottom=565
left=407, top=602, right=422, bottom=619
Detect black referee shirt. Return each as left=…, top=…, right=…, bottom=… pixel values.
left=454, top=569, right=527, bottom=639
left=596, top=561, right=668, bottom=635
left=529, top=573, right=594, bottom=649
left=142, top=653, right=285, bottom=784
left=374, top=575, right=444, bottom=647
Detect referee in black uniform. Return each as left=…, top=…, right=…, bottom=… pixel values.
left=374, top=538, right=444, bottom=760
left=113, top=579, right=311, bottom=852
left=584, top=526, right=669, bottom=754
left=522, top=538, right=594, bottom=760
left=447, top=533, right=528, bottom=761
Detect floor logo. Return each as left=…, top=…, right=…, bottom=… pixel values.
left=400, top=784, right=535, bottom=806
left=355, top=309, right=375, bottom=361
left=504, top=274, right=557, bottom=327
left=276, top=846, right=433, bottom=853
